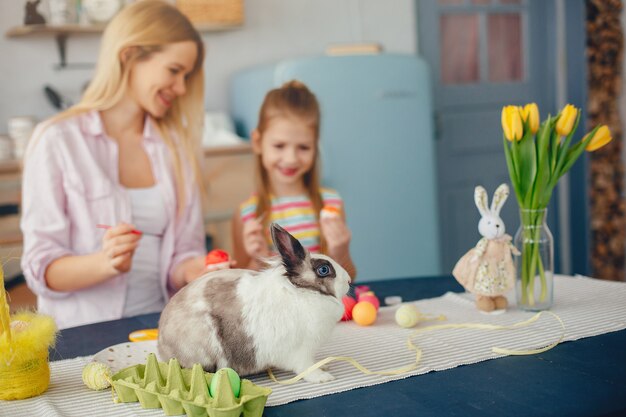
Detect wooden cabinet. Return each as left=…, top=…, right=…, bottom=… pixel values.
left=0, top=159, right=23, bottom=279
left=201, top=144, right=255, bottom=253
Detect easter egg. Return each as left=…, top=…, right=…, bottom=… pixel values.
left=82, top=362, right=112, bottom=391
left=357, top=292, right=380, bottom=311
left=205, top=249, right=230, bottom=271
left=395, top=304, right=420, bottom=328
left=354, top=285, right=370, bottom=298
left=352, top=301, right=377, bottom=326
left=341, top=296, right=357, bottom=321
left=320, top=205, right=341, bottom=219
left=209, top=367, right=241, bottom=398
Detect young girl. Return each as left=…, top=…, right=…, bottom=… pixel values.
left=20, top=1, right=207, bottom=329
left=232, top=81, right=356, bottom=278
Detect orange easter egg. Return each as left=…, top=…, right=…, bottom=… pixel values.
left=352, top=301, right=377, bottom=326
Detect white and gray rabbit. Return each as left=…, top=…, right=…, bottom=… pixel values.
left=158, top=223, right=351, bottom=383
left=452, top=184, right=520, bottom=312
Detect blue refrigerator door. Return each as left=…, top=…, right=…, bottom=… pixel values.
left=231, top=54, right=441, bottom=281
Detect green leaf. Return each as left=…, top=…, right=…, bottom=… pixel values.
left=503, top=136, right=522, bottom=203
left=518, top=128, right=537, bottom=207
left=549, top=128, right=559, bottom=174
left=557, top=125, right=601, bottom=178
left=532, top=117, right=552, bottom=207
left=554, top=112, right=581, bottom=177
left=559, top=125, right=599, bottom=177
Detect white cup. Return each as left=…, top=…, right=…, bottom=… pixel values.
left=48, top=0, right=77, bottom=25
left=8, top=116, right=36, bottom=159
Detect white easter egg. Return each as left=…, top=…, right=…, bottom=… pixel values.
left=395, top=304, right=420, bottom=328
left=82, top=362, right=112, bottom=391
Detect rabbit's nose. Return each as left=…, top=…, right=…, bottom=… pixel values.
left=496, top=224, right=500, bottom=228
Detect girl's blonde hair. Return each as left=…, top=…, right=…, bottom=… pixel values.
left=36, top=0, right=205, bottom=214
left=254, top=80, right=327, bottom=253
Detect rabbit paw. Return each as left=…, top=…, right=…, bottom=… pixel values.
left=303, top=369, right=335, bottom=383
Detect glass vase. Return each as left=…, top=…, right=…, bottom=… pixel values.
left=514, top=208, right=554, bottom=311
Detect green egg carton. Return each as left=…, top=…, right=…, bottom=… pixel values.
left=111, top=353, right=272, bottom=417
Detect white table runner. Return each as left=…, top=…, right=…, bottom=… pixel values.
left=2, top=275, right=625, bottom=416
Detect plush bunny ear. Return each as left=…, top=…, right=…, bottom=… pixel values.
left=474, top=186, right=489, bottom=217
left=490, top=183, right=510, bottom=216
left=270, top=223, right=306, bottom=278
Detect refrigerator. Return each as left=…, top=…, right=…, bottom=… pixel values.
left=230, top=53, right=440, bottom=281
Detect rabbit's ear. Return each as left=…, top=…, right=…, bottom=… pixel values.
left=474, top=186, right=489, bottom=217
left=270, top=223, right=306, bottom=277
left=491, top=183, right=510, bottom=216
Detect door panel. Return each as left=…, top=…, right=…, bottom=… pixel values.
left=443, top=109, right=506, bottom=154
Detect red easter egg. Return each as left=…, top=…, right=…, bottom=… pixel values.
left=205, top=249, right=230, bottom=266
left=341, top=296, right=357, bottom=321
left=358, top=293, right=380, bottom=311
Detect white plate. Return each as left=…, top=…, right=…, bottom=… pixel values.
left=92, top=340, right=160, bottom=373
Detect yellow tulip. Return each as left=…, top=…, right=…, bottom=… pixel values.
left=555, top=104, right=578, bottom=136
left=501, top=106, right=523, bottom=141
left=584, top=125, right=612, bottom=151
left=519, top=103, right=539, bottom=134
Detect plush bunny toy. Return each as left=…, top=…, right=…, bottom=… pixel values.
left=158, top=223, right=351, bottom=383
left=452, top=184, right=520, bottom=312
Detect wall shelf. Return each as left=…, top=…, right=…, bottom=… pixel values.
left=4, top=22, right=241, bottom=69
left=5, top=24, right=106, bottom=37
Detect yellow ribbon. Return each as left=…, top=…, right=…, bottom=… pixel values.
left=268, top=311, right=565, bottom=385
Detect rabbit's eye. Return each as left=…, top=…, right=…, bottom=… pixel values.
left=316, top=265, right=331, bottom=277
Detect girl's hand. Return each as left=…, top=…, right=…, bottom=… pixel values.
left=100, top=223, right=142, bottom=274
left=320, top=216, right=352, bottom=258
left=242, top=218, right=269, bottom=259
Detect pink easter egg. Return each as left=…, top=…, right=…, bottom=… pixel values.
left=354, top=285, right=371, bottom=298
left=358, top=293, right=380, bottom=311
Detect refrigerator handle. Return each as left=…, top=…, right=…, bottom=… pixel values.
left=434, top=110, right=442, bottom=141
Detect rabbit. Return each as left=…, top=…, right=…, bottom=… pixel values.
left=452, top=184, right=520, bottom=312
left=158, top=223, right=351, bottom=383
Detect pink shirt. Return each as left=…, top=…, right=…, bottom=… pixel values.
left=20, top=110, right=205, bottom=329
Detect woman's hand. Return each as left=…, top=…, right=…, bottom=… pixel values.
left=100, top=223, right=142, bottom=274
left=242, top=218, right=269, bottom=260
left=181, top=256, right=207, bottom=284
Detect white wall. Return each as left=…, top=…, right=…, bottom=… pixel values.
left=0, top=0, right=417, bottom=132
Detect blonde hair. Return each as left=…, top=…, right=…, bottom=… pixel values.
left=37, top=0, right=205, bottom=214
left=254, top=80, right=327, bottom=253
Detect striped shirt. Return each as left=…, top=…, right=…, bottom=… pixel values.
left=240, top=188, right=343, bottom=253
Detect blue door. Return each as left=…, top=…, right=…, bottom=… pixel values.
left=418, top=0, right=560, bottom=273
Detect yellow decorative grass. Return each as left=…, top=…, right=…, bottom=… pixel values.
left=1, top=264, right=57, bottom=400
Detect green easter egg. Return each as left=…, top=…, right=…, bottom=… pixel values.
left=209, top=367, right=241, bottom=398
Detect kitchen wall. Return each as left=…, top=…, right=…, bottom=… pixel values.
left=0, top=0, right=417, bottom=132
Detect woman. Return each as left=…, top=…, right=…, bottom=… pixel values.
left=20, top=1, right=207, bottom=329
